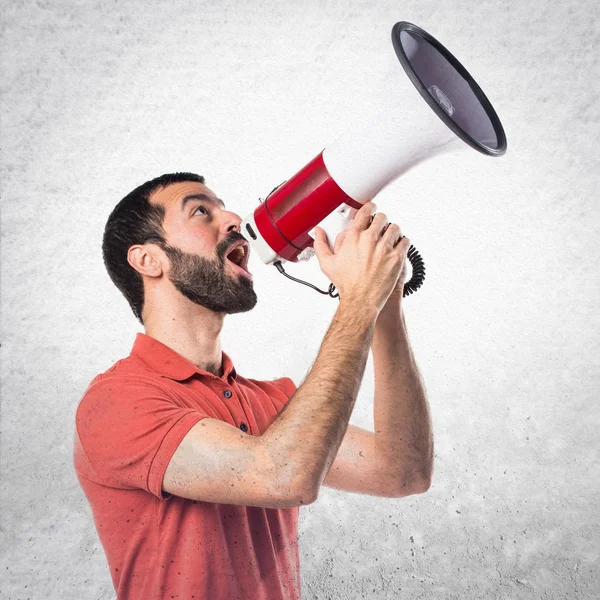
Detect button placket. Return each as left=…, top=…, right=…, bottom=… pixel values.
left=222, top=387, right=247, bottom=432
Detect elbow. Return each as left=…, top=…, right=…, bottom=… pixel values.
left=394, top=467, right=433, bottom=497
left=268, top=479, right=318, bottom=509
left=402, top=453, right=434, bottom=496
left=290, top=480, right=319, bottom=507
left=409, top=474, right=432, bottom=495
left=394, top=476, right=431, bottom=497
left=385, top=442, right=434, bottom=498
left=282, top=470, right=320, bottom=507
left=297, top=487, right=319, bottom=506
left=296, top=472, right=321, bottom=506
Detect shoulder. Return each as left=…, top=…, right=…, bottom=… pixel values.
left=270, top=376, right=297, bottom=397
left=82, top=350, right=171, bottom=391
left=75, top=356, right=174, bottom=420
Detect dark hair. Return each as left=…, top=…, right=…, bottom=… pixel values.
left=102, top=172, right=206, bottom=324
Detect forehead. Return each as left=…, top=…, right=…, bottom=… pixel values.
left=149, top=181, right=224, bottom=213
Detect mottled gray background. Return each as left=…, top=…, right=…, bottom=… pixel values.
left=1, top=0, right=599, bottom=598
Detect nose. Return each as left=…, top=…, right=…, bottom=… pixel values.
left=220, top=211, right=243, bottom=235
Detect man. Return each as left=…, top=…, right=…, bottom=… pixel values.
left=73, top=172, right=433, bottom=600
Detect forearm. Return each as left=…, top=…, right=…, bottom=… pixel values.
left=262, top=300, right=377, bottom=498
left=372, top=306, right=433, bottom=490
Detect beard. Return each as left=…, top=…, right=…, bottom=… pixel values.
left=161, top=232, right=257, bottom=314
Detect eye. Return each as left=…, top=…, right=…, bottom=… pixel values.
left=193, top=205, right=209, bottom=216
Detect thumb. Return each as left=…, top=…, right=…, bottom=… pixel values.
left=313, top=227, right=333, bottom=259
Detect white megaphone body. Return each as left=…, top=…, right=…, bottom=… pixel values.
left=240, top=21, right=507, bottom=298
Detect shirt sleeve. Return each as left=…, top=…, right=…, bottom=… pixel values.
left=271, top=376, right=297, bottom=402
left=75, top=375, right=209, bottom=499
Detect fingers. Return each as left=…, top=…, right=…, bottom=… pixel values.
left=313, top=226, right=333, bottom=259
left=382, top=223, right=403, bottom=249
left=332, top=229, right=347, bottom=254
left=349, top=201, right=377, bottom=231
left=381, top=222, right=410, bottom=251
left=394, top=235, right=410, bottom=251
left=315, top=203, right=409, bottom=260
left=368, top=212, right=388, bottom=236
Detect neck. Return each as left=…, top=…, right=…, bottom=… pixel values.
left=142, top=287, right=225, bottom=377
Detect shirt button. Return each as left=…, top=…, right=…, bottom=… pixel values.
left=223, top=389, right=232, bottom=399
left=240, top=423, right=248, bottom=432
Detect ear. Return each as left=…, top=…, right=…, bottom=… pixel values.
left=127, top=244, right=164, bottom=278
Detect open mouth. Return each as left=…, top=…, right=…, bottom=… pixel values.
left=225, top=242, right=252, bottom=279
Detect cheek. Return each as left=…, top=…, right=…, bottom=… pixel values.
left=172, top=227, right=219, bottom=256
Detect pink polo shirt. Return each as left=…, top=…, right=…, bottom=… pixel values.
left=73, top=333, right=301, bottom=600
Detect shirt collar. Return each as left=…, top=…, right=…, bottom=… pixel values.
left=130, top=333, right=237, bottom=382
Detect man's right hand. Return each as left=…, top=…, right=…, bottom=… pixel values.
left=313, top=201, right=410, bottom=315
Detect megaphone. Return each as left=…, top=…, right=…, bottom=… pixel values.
left=241, top=21, right=507, bottom=298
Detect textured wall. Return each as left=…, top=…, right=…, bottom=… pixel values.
left=1, top=0, right=599, bottom=598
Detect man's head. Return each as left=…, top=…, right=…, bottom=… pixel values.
left=102, top=173, right=256, bottom=324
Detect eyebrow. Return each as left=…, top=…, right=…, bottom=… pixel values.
left=180, top=193, right=226, bottom=211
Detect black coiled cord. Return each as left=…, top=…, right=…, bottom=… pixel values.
left=403, top=244, right=426, bottom=297
left=274, top=244, right=426, bottom=299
